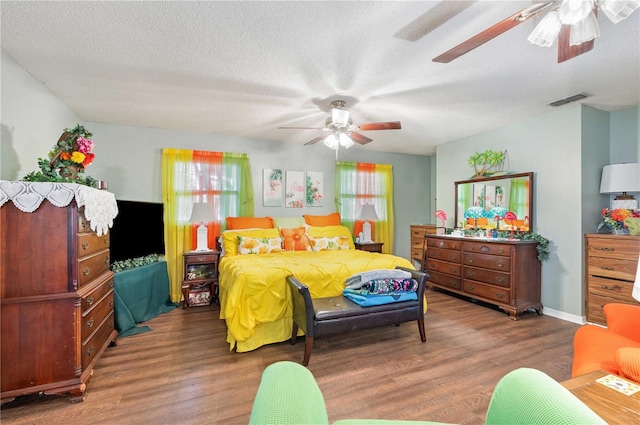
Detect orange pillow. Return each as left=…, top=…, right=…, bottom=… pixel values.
left=226, top=216, right=274, bottom=230
left=303, top=212, right=341, bottom=227
left=615, top=347, right=640, bottom=383
left=280, top=227, right=312, bottom=251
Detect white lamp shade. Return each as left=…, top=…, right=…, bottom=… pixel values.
left=558, top=0, right=595, bottom=25
left=569, top=11, right=600, bottom=45
left=357, top=204, right=379, bottom=221
left=600, top=0, right=640, bottom=23
left=339, top=133, right=354, bottom=148
left=189, top=202, right=215, bottom=223
left=332, top=108, right=350, bottom=126
left=600, top=163, right=640, bottom=194
left=528, top=10, right=562, bottom=47
left=323, top=133, right=339, bottom=150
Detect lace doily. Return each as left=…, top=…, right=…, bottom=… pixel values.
left=0, top=181, right=118, bottom=236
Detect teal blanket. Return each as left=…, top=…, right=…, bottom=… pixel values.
left=113, top=261, right=178, bottom=337
left=342, top=288, right=417, bottom=306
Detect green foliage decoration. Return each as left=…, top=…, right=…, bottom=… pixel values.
left=468, top=149, right=506, bottom=177
left=110, top=254, right=161, bottom=274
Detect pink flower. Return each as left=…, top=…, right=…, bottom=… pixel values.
left=76, top=137, right=93, bottom=154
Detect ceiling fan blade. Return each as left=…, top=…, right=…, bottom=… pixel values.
left=304, top=134, right=327, bottom=145
left=357, top=121, right=402, bottom=131
left=350, top=132, right=374, bottom=145
left=279, top=126, right=324, bottom=130
left=395, top=1, right=476, bottom=42
left=433, top=2, right=554, bottom=63
left=557, top=7, right=597, bottom=63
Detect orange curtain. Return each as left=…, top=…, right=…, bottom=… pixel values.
left=190, top=151, right=223, bottom=250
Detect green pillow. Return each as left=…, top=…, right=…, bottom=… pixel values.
left=271, top=216, right=305, bottom=229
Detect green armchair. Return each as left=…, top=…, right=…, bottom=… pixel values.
left=249, top=361, right=606, bottom=425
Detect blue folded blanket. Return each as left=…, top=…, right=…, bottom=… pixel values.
left=343, top=289, right=418, bottom=307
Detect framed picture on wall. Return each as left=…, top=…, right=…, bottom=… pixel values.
left=285, top=170, right=304, bottom=208
left=306, top=171, right=323, bottom=207
left=263, top=169, right=283, bottom=207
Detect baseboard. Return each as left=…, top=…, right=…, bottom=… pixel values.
left=542, top=307, right=585, bottom=325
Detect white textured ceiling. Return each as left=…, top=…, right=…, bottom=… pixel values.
left=2, top=1, right=639, bottom=156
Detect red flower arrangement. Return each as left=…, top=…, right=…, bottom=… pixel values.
left=598, top=207, right=640, bottom=231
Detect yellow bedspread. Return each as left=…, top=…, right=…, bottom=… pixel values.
left=218, top=250, right=413, bottom=352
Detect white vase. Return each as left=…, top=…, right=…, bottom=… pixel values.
left=611, top=228, right=630, bottom=235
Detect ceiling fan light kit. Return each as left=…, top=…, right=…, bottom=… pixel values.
left=434, top=0, right=639, bottom=63
left=279, top=100, right=401, bottom=152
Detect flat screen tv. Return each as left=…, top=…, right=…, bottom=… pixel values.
left=110, top=200, right=165, bottom=263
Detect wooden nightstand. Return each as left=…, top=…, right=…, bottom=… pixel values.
left=355, top=242, right=383, bottom=253
left=182, top=251, right=219, bottom=308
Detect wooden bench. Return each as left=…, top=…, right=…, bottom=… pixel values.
left=286, top=266, right=428, bottom=366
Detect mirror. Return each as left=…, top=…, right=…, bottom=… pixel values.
left=454, top=172, right=534, bottom=232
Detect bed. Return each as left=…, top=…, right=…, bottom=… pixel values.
left=217, top=223, right=414, bottom=352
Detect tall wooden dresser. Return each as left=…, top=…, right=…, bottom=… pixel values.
left=423, top=235, right=542, bottom=319
left=1, top=183, right=118, bottom=403
left=410, top=224, right=437, bottom=266
left=584, top=234, right=640, bottom=325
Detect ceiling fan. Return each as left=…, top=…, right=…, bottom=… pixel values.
left=278, top=100, right=401, bottom=150
left=431, top=0, right=639, bottom=64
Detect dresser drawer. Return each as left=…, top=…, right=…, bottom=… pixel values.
left=463, top=280, right=510, bottom=303
left=185, top=253, right=218, bottom=264
left=426, top=258, right=461, bottom=277
left=81, top=273, right=114, bottom=313
left=78, top=231, right=110, bottom=257
left=587, top=293, right=639, bottom=325
left=82, top=292, right=114, bottom=339
left=427, top=247, right=461, bottom=263
left=463, top=252, right=511, bottom=272
left=77, top=250, right=111, bottom=287
left=426, top=238, right=461, bottom=250
left=411, top=227, right=427, bottom=239
left=411, top=248, right=424, bottom=261
left=78, top=208, right=92, bottom=233
left=464, top=267, right=511, bottom=288
left=587, top=275, right=635, bottom=302
left=428, top=270, right=461, bottom=290
left=587, top=238, right=640, bottom=260
left=587, top=257, right=637, bottom=281
left=412, top=237, right=425, bottom=250
left=463, top=242, right=511, bottom=257
left=82, top=311, right=115, bottom=369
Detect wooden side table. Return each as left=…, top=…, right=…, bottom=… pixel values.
left=561, top=370, right=640, bottom=424
left=182, top=251, right=219, bottom=308
left=355, top=242, right=383, bottom=253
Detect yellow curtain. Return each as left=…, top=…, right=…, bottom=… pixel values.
left=334, top=161, right=394, bottom=254
left=161, top=148, right=194, bottom=303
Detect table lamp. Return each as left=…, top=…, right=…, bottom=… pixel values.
left=357, top=204, right=379, bottom=243
left=189, top=202, right=215, bottom=252
left=600, top=163, right=640, bottom=210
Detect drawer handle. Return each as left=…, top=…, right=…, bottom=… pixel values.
left=599, top=247, right=614, bottom=251
left=109, top=280, right=114, bottom=288
left=496, top=262, right=504, bottom=268
left=104, top=256, right=110, bottom=264
left=468, top=246, right=475, bottom=251
left=86, top=296, right=94, bottom=307
left=83, top=267, right=90, bottom=276
left=109, top=321, right=114, bottom=329
left=601, top=266, right=614, bottom=271
left=600, top=284, right=621, bottom=291
left=479, top=246, right=490, bottom=253
left=451, top=255, right=458, bottom=260
left=82, top=242, right=89, bottom=250
left=467, top=284, right=475, bottom=290
left=87, top=319, right=94, bottom=329
left=496, top=277, right=505, bottom=283
left=496, top=293, right=504, bottom=298
left=497, top=248, right=504, bottom=254
left=468, top=271, right=475, bottom=277
left=467, top=259, right=474, bottom=264
left=197, top=256, right=206, bottom=261
left=109, top=299, right=114, bottom=307
left=449, top=267, right=457, bottom=273
left=87, top=346, right=94, bottom=357
left=104, top=237, right=109, bottom=245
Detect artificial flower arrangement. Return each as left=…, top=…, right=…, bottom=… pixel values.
left=23, top=124, right=98, bottom=186
left=597, top=207, right=640, bottom=232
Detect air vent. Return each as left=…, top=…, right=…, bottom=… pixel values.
left=549, top=93, right=591, bottom=107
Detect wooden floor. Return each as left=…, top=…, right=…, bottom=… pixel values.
left=1, top=290, right=580, bottom=425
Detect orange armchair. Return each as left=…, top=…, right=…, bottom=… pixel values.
left=572, top=303, right=640, bottom=382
